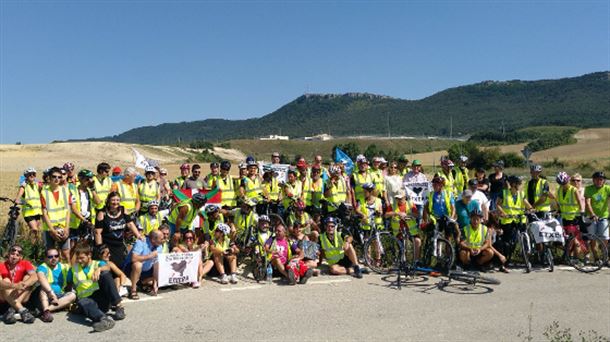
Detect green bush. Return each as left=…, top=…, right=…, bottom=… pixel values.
left=448, top=142, right=525, bottom=169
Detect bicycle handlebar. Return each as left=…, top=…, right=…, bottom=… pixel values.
left=0, top=197, right=18, bottom=205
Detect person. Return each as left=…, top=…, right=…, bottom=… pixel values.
left=383, top=161, right=403, bottom=207
left=158, top=224, right=172, bottom=253
left=385, top=192, right=421, bottom=261
left=173, top=231, right=210, bottom=287
left=296, top=158, right=310, bottom=182
left=488, top=161, right=507, bottom=210
left=36, top=248, right=76, bottom=322
left=235, top=162, right=248, bottom=190
left=455, top=190, right=481, bottom=231
left=355, top=183, right=384, bottom=236
left=436, top=157, right=457, bottom=197
left=324, top=165, right=350, bottom=216
left=111, top=166, right=122, bottom=178
left=71, top=243, right=125, bottom=332
left=289, top=221, right=320, bottom=276
left=112, top=167, right=140, bottom=217
left=458, top=210, right=494, bottom=268
left=264, top=224, right=293, bottom=282
left=41, top=166, right=73, bottom=261
left=93, top=163, right=113, bottom=213
left=271, top=152, right=281, bottom=164
left=173, top=163, right=190, bottom=190
left=202, top=204, right=225, bottom=237
left=303, top=165, right=325, bottom=214
left=95, top=192, right=142, bottom=267
left=527, top=164, right=554, bottom=218
left=404, top=159, right=429, bottom=225
left=351, top=155, right=373, bottom=206
left=63, top=162, right=77, bottom=185
left=166, top=193, right=208, bottom=236
left=282, top=168, right=303, bottom=210
left=570, top=173, right=586, bottom=210
left=95, top=244, right=129, bottom=298
left=369, top=157, right=386, bottom=201
left=138, top=166, right=160, bottom=215
left=496, top=176, right=533, bottom=273
left=0, top=245, right=37, bottom=324
left=208, top=224, right=239, bottom=284
left=262, top=166, right=281, bottom=215
left=555, top=172, right=585, bottom=227
left=69, top=169, right=96, bottom=247
left=227, top=199, right=258, bottom=242
left=454, top=155, right=470, bottom=193
left=138, top=200, right=166, bottom=236
left=468, top=179, right=490, bottom=221
left=474, top=168, right=490, bottom=196
left=287, top=199, right=318, bottom=240
left=182, top=164, right=205, bottom=190
left=397, top=154, right=411, bottom=177
left=422, top=176, right=460, bottom=245
left=14, top=167, right=42, bottom=240
left=585, top=171, right=610, bottom=250
left=240, top=158, right=263, bottom=211
left=157, top=168, right=172, bottom=204
left=123, top=230, right=164, bottom=299
left=217, top=161, right=237, bottom=209
left=319, top=217, right=363, bottom=278
left=312, top=155, right=329, bottom=180
left=204, top=162, right=221, bottom=190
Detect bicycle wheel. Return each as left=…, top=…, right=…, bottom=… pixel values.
left=424, top=237, right=454, bottom=272
left=518, top=232, right=532, bottom=273
left=363, top=232, right=401, bottom=274
left=449, top=270, right=501, bottom=285
left=544, top=246, right=554, bottom=272
left=566, top=234, right=608, bottom=273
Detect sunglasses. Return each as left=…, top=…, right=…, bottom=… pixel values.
left=27, top=173, right=36, bottom=177
left=185, top=237, right=194, bottom=241
left=51, top=175, right=62, bottom=180
left=47, top=254, right=60, bottom=259
left=572, top=179, right=582, bottom=182
left=9, top=248, right=22, bottom=255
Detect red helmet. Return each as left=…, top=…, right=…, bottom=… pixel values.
left=180, top=163, right=190, bottom=170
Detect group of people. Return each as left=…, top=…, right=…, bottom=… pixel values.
left=1, top=152, right=609, bottom=330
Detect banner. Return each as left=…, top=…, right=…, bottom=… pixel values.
left=263, top=163, right=291, bottom=183
left=403, top=181, right=431, bottom=206
left=132, top=148, right=150, bottom=170
left=157, top=251, right=201, bottom=287
left=528, top=219, right=565, bottom=244
left=334, top=148, right=354, bottom=176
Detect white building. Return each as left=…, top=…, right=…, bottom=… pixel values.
left=260, top=135, right=289, bottom=141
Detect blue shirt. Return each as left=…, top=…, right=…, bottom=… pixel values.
left=431, top=192, right=455, bottom=218
left=126, top=237, right=162, bottom=271
left=36, top=263, right=69, bottom=295
left=455, top=199, right=481, bottom=228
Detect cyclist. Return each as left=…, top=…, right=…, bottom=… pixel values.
left=264, top=224, right=294, bottom=282
left=436, top=157, right=457, bottom=197
left=468, top=179, right=490, bottom=221
left=92, top=162, right=113, bottom=213
left=474, top=167, right=490, bottom=196
left=496, top=175, right=533, bottom=272
left=585, top=171, right=610, bottom=251
left=227, top=198, right=259, bottom=243
left=173, top=163, right=190, bottom=189
left=235, top=162, right=248, bottom=191
left=271, top=152, right=281, bottom=164
left=182, top=164, right=205, bottom=190
left=422, top=176, right=460, bottom=247
left=319, top=217, right=363, bottom=278
left=14, top=167, right=42, bottom=239
left=287, top=199, right=318, bottom=241
left=454, top=155, right=470, bottom=193
left=282, top=168, right=303, bottom=211
left=262, top=166, right=282, bottom=215
left=240, top=158, right=263, bottom=212
left=355, top=183, right=384, bottom=234
left=527, top=164, right=554, bottom=219
left=63, top=162, right=77, bottom=185
left=370, top=157, right=387, bottom=202
left=0, top=245, right=37, bottom=324
left=555, top=172, right=585, bottom=227
left=397, top=154, right=411, bottom=177
left=204, top=162, right=221, bottom=190
left=217, top=161, right=237, bottom=209
left=351, top=155, right=373, bottom=206
left=570, top=173, right=586, bottom=210
left=488, top=161, right=507, bottom=210
left=312, top=155, right=329, bottom=180
left=157, top=168, right=172, bottom=204
left=324, top=165, right=350, bottom=217
left=455, top=190, right=481, bottom=232
left=69, top=169, right=96, bottom=248
left=458, top=209, right=494, bottom=268
left=296, top=158, right=310, bottom=182
left=383, top=161, right=403, bottom=207
left=112, top=167, right=140, bottom=217
left=138, top=166, right=160, bottom=215
left=385, top=192, right=421, bottom=261
left=303, top=165, right=325, bottom=214
left=138, top=200, right=166, bottom=236
left=290, top=221, right=321, bottom=277
left=41, top=167, right=73, bottom=261
left=209, top=223, right=239, bottom=284
left=202, top=204, right=225, bottom=237
left=404, top=159, right=429, bottom=225
left=36, top=247, right=76, bottom=323
left=166, top=193, right=208, bottom=236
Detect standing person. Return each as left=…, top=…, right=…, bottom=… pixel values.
left=437, top=157, right=457, bottom=198
left=397, top=155, right=411, bottom=177
left=422, top=177, right=460, bottom=245
left=182, top=164, right=205, bottom=190
left=474, top=168, right=490, bottom=196
left=384, top=161, right=403, bottom=207
left=138, top=166, right=160, bottom=215
left=36, top=248, right=76, bottom=322
left=69, top=169, right=96, bottom=248
left=271, top=152, right=281, bottom=164
left=385, top=192, right=421, bottom=261
left=570, top=173, right=586, bottom=210
left=241, top=158, right=263, bottom=209
left=282, top=169, right=303, bottom=210
left=14, top=167, right=42, bottom=240
left=157, top=168, right=172, bottom=203
left=71, top=243, right=125, bottom=332
left=262, top=167, right=281, bottom=215
left=468, top=179, right=490, bottom=221
left=355, top=183, right=384, bottom=236
left=204, top=162, right=221, bottom=190
left=113, top=167, right=140, bottom=217
left=41, top=167, right=73, bottom=261
left=63, top=162, right=77, bottom=185
left=303, top=165, right=324, bottom=214
left=488, top=161, right=507, bottom=210
left=585, top=172, right=610, bottom=250
left=94, top=192, right=142, bottom=267
left=0, top=245, right=37, bottom=324
left=404, top=160, right=429, bottom=225
left=351, top=155, right=373, bottom=207
left=173, top=163, right=191, bottom=190
left=555, top=172, right=585, bottom=228
left=123, top=230, right=164, bottom=299
left=369, top=157, right=386, bottom=201
left=454, top=156, right=470, bottom=194
left=217, top=161, right=236, bottom=209
left=92, top=163, right=113, bottom=213
left=527, top=164, right=554, bottom=218
left=325, top=166, right=350, bottom=216
left=312, top=155, right=329, bottom=180
left=454, top=190, right=481, bottom=231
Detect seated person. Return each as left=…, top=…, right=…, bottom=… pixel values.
left=123, top=230, right=164, bottom=299
left=94, top=244, right=129, bottom=297
left=244, top=215, right=273, bottom=255
left=208, top=224, right=239, bottom=284
left=0, top=245, right=38, bottom=324
left=173, top=230, right=211, bottom=288
left=455, top=190, right=481, bottom=231
left=458, top=210, right=494, bottom=268
left=72, top=243, right=125, bottom=332
left=287, top=200, right=318, bottom=241
left=319, top=218, right=363, bottom=278
left=290, top=222, right=320, bottom=276
left=265, top=224, right=294, bottom=283
left=36, top=248, right=77, bottom=322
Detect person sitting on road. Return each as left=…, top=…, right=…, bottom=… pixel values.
left=422, top=176, right=460, bottom=246
left=41, top=166, right=73, bottom=261
left=264, top=224, right=311, bottom=285
left=123, top=230, right=164, bottom=299
left=0, top=245, right=38, bottom=324
left=71, top=243, right=125, bottom=332
left=290, top=222, right=321, bottom=277
left=208, top=224, right=239, bottom=284
left=245, top=215, right=273, bottom=255
left=319, top=217, right=363, bottom=278
left=36, top=248, right=76, bottom=322
left=459, top=210, right=494, bottom=269
left=95, top=244, right=128, bottom=298
left=455, top=190, right=481, bottom=232
left=173, top=230, right=210, bottom=288
left=287, top=199, right=318, bottom=241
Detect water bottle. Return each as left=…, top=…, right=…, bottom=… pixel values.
left=266, top=263, right=273, bottom=283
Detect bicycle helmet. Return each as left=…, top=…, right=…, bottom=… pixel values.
left=77, top=169, right=94, bottom=179
left=330, top=165, right=341, bottom=174
left=191, top=193, right=207, bottom=205
left=210, top=162, right=219, bottom=168
left=180, top=163, right=190, bottom=170
left=147, top=200, right=159, bottom=208
left=239, top=162, right=247, bottom=170
left=530, top=164, right=543, bottom=173
left=592, top=171, right=606, bottom=179
left=145, top=166, right=156, bottom=173
left=294, top=199, right=306, bottom=211
left=246, top=155, right=256, bottom=164
left=296, top=159, right=308, bottom=168
left=398, top=154, right=409, bottom=163
left=431, top=176, right=444, bottom=184
left=205, top=204, right=219, bottom=213
left=23, top=167, right=36, bottom=176
left=507, top=175, right=522, bottom=185
left=259, top=215, right=270, bottom=223
left=216, top=223, right=230, bottom=235
left=556, top=172, right=570, bottom=185
left=459, top=155, right=468, bottom=162
left=356, top=154, right=368, bottom=164
left=362, top=182, right=376, bottom=191
left=469, top=208, right=483, bottom=217
left=220, top=160, right=231, bottom=170
left=325, top=217, right=337, bottom=225
left=62, top=162, right=75, bottom=171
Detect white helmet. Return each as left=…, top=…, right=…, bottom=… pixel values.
left=145, top=166, right=156, bottom=173
left=216, top=223, right=230, bottom=235
left=23, top=167, right=36, bottom=175
left=147, top=200, right=159, bottom=208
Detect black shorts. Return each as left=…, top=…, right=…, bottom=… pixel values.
left=336, top=255, right=354, bottom=269
left=24, top=214, right=41, bottom=223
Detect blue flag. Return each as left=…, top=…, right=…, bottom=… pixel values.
left=334, top=148, right=354, bottom=176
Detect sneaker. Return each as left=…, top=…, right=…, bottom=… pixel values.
left=287, top=268, right=297, bottom=285
left=299, top=269, right=313, bottom=284
left=40, top=310, right=54, bottom=323
left=3, top=307, right=16, bottom=324
left=229, top=274, right=238, bottom=284
left=113, top=306, right=126, bottom=321
left=219, top=274, right=229, bottom=284
left=19, top=309, right=35, bottom=324
left=191, top=281, right=201, bottom=288
left=92, top=316, right=115, bottom=332
left=118, top=286, right=128, bottom=297
left=353, top=265, right=363, bottom=279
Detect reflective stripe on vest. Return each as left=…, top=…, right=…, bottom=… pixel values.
left=244, top=177, right=262, bottom=201
left=218, top=176, right=236, bottom=207
left=500, top=189, right=526, bottom=225
left=42, top=187, right=70, bottom=231
left=464, top=224, right=487, bottom=248
left=353, top=172, right=373, bottom=202
left=93, top=177, right=112, bottom=210
left=264, top=178, right=280, bottom=201
left=138, top=181, right=159, bottom=205
left=557, top=185, right=579, bottom=220
left=73, top=261, right=101, bottom=298
left=359, top=197, right=383, bottom=230
left=23, top=182, right=42, bottom=217
left=118, top=182, right=137, bottom=214
left=326, top=178, right=347, bottom=211
left=39, top=263, right=69, bottom=293
left=303, top=178, right=324, bottom=207
left=320, top=232, right=344, bottom=265
left=533, top=179, right=551, bottom=212
left=167, top=200, right=197, bottom=230
left=139, top=212, right=162, bottom=235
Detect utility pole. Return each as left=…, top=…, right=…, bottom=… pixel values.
left=387, top=113, right=390, bottom=138
left=450, top=115, right=453, bottom=139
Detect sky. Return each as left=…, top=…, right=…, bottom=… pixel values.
left=1, top=1, right=608, bottom=144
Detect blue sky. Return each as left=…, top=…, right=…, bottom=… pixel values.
left=1, top=1, right=608, bottom=144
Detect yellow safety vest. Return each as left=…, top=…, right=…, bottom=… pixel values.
left=38, top=263, right=69, bottom=294
left=22, top=182, right=42, bottom=217
left=234, top=209, right=256, bottom=236
left=532, top=178, right=551, bottom=212
left=203, top=213, right=225, bottom=235
left=282, top=180, right=302, bottom=208
left=303, top=177, right=324, bottom=207
left=439, top=171, right=457, bottom=197
left=359, top=197, right=383, bottom=231
left=93, top=176, right=113, bottom=210
left=427, top=191, right=452, bottom=220
left=41, top=186, right=70, bottom=231
left=557, top=185, right=579, bottom=221
left=288, top=211, right=312, bottom=234
left=69, top=185, right=95, bottom=229
left=463, top=224, right=488, bottom=248
left=390, top=201, right=417, bottom=236
left=454, top=167, right=469, bottom=193
left=218, top=176, right=236, bottom=207
left=118, top=181, right=138, bottom=214
left=174, top=176, right=187, bottom=189
left=211, top=235, right=230, bottom=252
left=500, top=189, right=526, bottom=225
left=370, top=169, right=385, bottom=196
left=353, top=171, right=373, bottom=203
left=72, top=260, right=101, bottom=298
left=244, top=177, right=262, bottom=201
left=264, top=178, right=280, bottom=201
left=326, top=178, right=347, bottom=211
left=167, top=200, right=198, bottom=230
left=138, top=181, right=159, bottom=207
left=139, top=212, right=163, bottom=235
left=320, top=232, right=344, bottom=265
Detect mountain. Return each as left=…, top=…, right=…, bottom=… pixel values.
left=90, top=72, right=610, bottom=144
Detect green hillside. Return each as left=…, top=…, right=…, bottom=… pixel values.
left=89, top=72, right=610, bottom=144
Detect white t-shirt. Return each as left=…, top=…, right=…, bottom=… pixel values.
left=471, top=190, right=490, bottom=211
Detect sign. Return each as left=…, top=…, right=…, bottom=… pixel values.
left=404, top=181, right=431, bottom=206
left=263, top=163, right=291, bottom=184
left=528, top=219, right=564, bottom=244
left=157, top=251, right=201, bottom=287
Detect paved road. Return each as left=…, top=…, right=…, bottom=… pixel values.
left=3, top=266, right=609, bottom=341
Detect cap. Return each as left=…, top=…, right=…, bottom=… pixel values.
left=379, top=157, right=388, bottom=164
left=272, top=152, right=280, bottom=158
left=492, top=160, right=505, bottom=169
left=394, top=191, right=406, bottom=199
left=459, top=155, right=468, bottom=162
left=372, top=156, right=382, bottom=163
left=592, top=171, right=606, bottom=179
left=356, top=154, right=368, bottom=164
left=145, top=166, right=156, bottom=173
left=159, top=168, right=168, bottom=174
left=398, top=154, right=409, bottom=163
left=296, top=160, right=308, bottom=168
left=78, top=169, right=94, bottom=178
left=467, top=179, right=478, bottom=187
left=112, top=166, right=122, bottom=174
left=462, top=189, right=473, bottom=198
left=412, top=159, right=422, bottom=166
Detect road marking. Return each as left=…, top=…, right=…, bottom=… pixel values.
left=220, top=285, right=263, bottom=292
left=122, top=296, right=164, bottom=304
left=309, top=278, right=352, bottom=285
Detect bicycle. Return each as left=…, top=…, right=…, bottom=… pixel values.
left=505, top=213, right=557, bottom=272
left=362, top=212, right=398, bottom=274
left=563, top=218, right=608, bottom=273
left=0, top=197, right=21, bottom=256
left=420, top=216, right=455, bottom=273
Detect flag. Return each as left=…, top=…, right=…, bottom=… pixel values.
left=334, top=148, right=354, bottom=176
left=132, top=148, right=149, bottom=170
